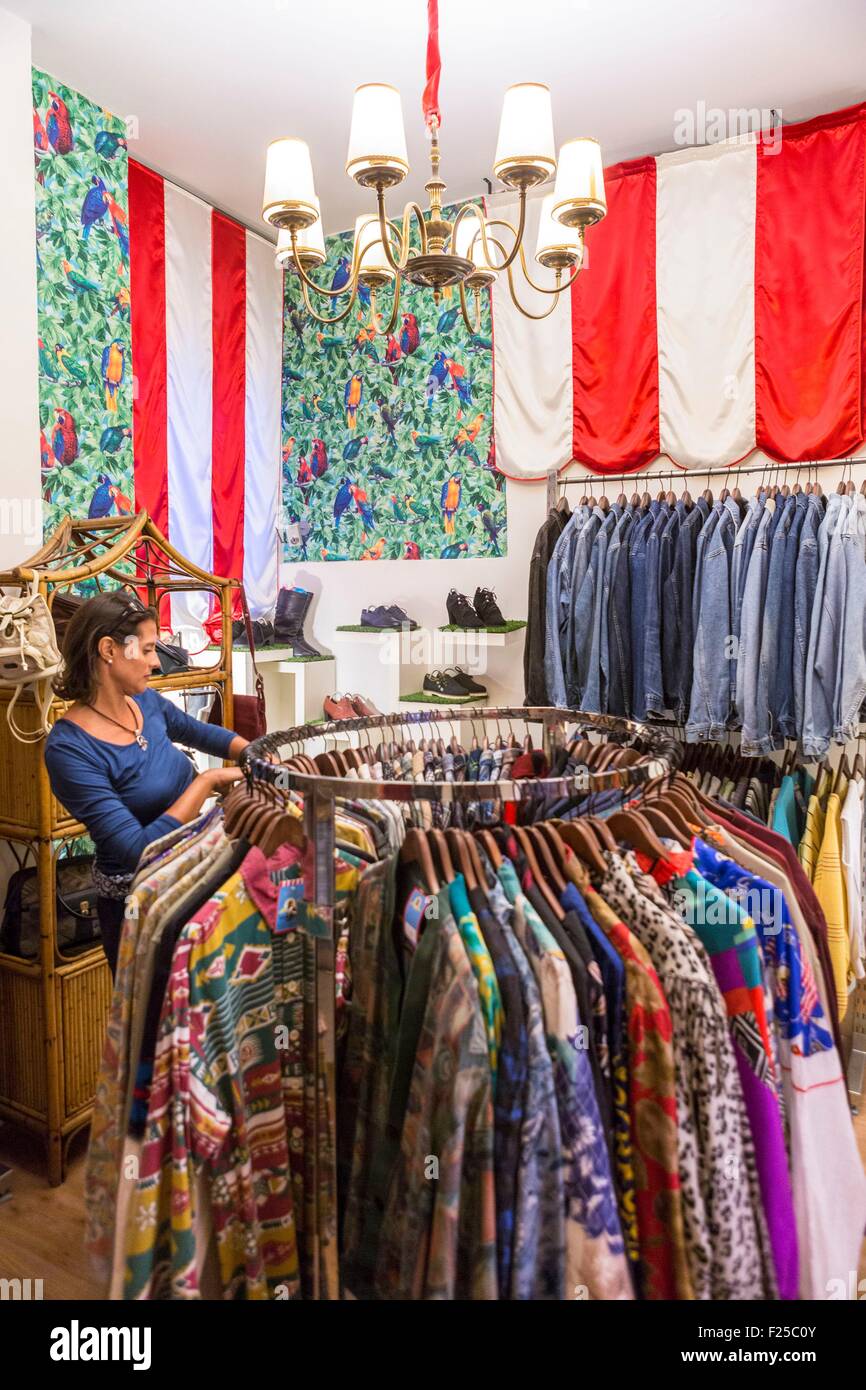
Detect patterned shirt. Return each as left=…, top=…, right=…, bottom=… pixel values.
left=449, top=875, right=503, bottom=1091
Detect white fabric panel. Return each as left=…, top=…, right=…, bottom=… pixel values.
left=656, top=140, right=757, bottom=468
left=164, top=183, right=213, bottom=637
left=243, top=231, right=281, bottom=619
left=491, top=193, right=573, bottom=479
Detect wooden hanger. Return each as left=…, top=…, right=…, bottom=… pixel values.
left=553, top=819, right=608, bottom=878
left=477, top=828, right=503, bottom=868
left=585, top=815, right=617, bottom=851
left=607, top=809, right=669, bottom=859
left=429, top=828, right=455, bottom=883
left=445, top=828, right=479, bottom=890
left=400, top=827, right=440, bottom=894
left=513, top=825, right=564, bottom=918
left=530, top=824, right=568, bottom=894
left=832, top=753, right=850, bottom=797
left=641, top=799, right=694, bottom=845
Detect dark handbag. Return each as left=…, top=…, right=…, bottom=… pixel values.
left=209, top=588, right=266, bottom=741
left=0, top=852, right=101, bottom=960
left=156, top=635, right=190, bottom=675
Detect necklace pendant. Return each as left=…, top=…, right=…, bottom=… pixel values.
left=136, top=733, right=148, bottom=750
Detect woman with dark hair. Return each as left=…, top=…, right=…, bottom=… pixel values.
left=44, top=591, right=248, bottom=975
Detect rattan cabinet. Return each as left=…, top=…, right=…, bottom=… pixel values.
left=0, top=513, right=236, bottom=1184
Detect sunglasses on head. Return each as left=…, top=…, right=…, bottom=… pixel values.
left=105, top=594, right=148, bottom=639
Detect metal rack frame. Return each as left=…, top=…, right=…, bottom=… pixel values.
left=245, top=705, right=682, bottom=1298
left=545, top=455, right=866, bottom=510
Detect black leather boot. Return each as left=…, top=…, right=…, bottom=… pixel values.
left=275, top=587, right=321, bottom=658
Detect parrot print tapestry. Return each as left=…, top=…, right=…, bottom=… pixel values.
left=280, top=207, right=506, bottom=562
left=33, top=69, right=133, bottom=539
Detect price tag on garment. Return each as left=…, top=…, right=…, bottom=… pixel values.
left=296, top=900, right=333, bottom=940
left=275, top=878, right=305, bottom=935
left=403, top=886, right=432, bottom=949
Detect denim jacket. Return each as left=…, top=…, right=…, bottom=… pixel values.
left=802, top=493, right=849, bottom=757
left=544, top=508, right=587, bottom=709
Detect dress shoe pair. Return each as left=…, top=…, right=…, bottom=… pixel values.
left=446, top=587, right=506, bottom=629
left=323, top=692, right=382, bottom=720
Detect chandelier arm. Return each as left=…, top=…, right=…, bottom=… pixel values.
left=457, top=280, right=482, bottom=334
left=450, top=200, right=488, bottom=258
left=379, top=267, right=403, bottom=336
left=375, top=190, right=428, bottom=273
left=297, top=268, right=360, bottom=325
left=505, top=261, right=563, bottom=321
left=515, top=239, right=585, bottom=295
left=474, top=192, right=528, bottom=273
left=289, top=231, right=360, bottom=299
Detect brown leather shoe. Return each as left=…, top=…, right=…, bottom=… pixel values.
left=350, top=693, right=381, bottom=717
left=323, top=693, right=357, bottom=721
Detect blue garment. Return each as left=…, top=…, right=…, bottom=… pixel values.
left=774, top=493, right=808, bottom=739
left=731, top=494, right=765, bottom=650
left=566, top=506, right=605, bottom=704
left=602, top=507, right=634, bottom=717
left=687, top=498, right=739, bottom=741
left=44, top=688, right=235, bottom=875
left=792, top=494, right=825, bottom=739
left=771, top=775, right=799, bottom=845
left=752, top=495, right=796, bottom=753
left=738, top=501, right=776, bottom=754
left=663, top=497, right=709, bottom=720
left=560, top=880, right=625, bottom=1055
left=642, top=502, right=672, bottom=715
left=802, top=493, right=849, bottom=757
left=837, top=493, right=866, bottom=742
left=544, top=508, right=587, bottom=709
left=573, top=507, right=618, bottom=711
left=628, top=504, right=657, bottom=720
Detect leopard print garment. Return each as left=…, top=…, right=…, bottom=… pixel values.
left=599, top=853, right=770, bottom=1300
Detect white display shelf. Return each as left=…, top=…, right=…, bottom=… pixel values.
left=232, top=646, right=335, bottom=730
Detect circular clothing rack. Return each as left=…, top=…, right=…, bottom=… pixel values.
left=244, top=705, right=683, bottom=801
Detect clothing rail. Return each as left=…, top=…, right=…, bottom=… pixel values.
left=545, top=456, right=866, bottom=510
left=243, top=705, right=682, bottom=1299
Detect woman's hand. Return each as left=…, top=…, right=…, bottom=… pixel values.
left=165, top=765, right=243, bottom=824
left=204, top=766, right=244, bottom=795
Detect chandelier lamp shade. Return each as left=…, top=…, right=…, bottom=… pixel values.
left=262, top=0, right=607, bottom=329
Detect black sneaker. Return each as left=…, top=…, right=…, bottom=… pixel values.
left=446, top=589, right=483, bottom=629
left=444, top=665, right=487, bottom=696
left=473, top=587, right=506, bottom=626
left=423, top=670, right=476, bottom=702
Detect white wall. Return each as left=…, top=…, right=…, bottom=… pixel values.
left=0, top=8, right=41, bottom=570
left=278, top=472, right=548, bottom=693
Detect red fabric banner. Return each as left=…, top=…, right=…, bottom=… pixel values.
left=129, top=159, right=168, bottom=529
left=755, top=102, right=866, bottom=461
left=571, top=156, right=660, bottom=473
left=210, top=211, right=247, bottom=582
left=422, top=0, right=442, bottom=129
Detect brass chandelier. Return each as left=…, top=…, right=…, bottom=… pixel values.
left=262, top=19, right=607, bottom=332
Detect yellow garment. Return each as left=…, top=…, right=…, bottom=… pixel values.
left=812, top=791, right=849, bottom=1021
left=798, top=793, right=826, bottom=881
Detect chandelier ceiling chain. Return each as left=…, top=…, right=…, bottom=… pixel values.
left=263, top=0, right=607, bottom=330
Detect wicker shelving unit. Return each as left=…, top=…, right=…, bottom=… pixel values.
left=0, top=512, right=236, bottom=1184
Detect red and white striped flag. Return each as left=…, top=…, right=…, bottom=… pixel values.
left=493, top=102, right=866, bottom=479
left=129, top=159, right=281, bottom=630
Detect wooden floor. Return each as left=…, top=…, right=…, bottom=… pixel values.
left=2, top=1108, right=866, bottom=1302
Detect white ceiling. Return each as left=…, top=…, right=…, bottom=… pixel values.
left=9, top=0, right=866, bottom=238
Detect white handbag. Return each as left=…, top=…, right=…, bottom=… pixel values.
left=0, top=584, right=62, bottom=742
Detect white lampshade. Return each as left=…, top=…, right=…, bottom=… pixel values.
left=346, top=84, right=409, bottom=188
left=453, top=212, right=498, bottom=283
left=493, top=83, right=556, bottom=188
left=534, top=193, right=584, bottom=269
left=262, top=138, right=318, bottom=230
left=276, top=198, right=326, bottom=270
left=354, top=214, right=396, bottom=283
left=551, top=138, right=607, bottom=229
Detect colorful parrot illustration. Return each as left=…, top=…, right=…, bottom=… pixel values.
left=360, top=537, right=386, bottom=561
left=379, top=400, right=401, bottom=440
left=330, top=256, right=351, bottom=294
left=297, top=455, right=313, bottom=496
left=282, top=437, right=295, bottom=462
left=289, top=307, right=305, bottom=344
left=101, top=340, right=125, bottom=413
left=450, top=411, right=485, bottom=455
left=38, top=338, right=58, bottom=380
left=99, top=425, right=132, bottom=453
left=62, top=260, right=101, bottom=298
left=399, top=312, right=420, bottom=357
left=425, top=350, right=449, bottom=405
left=333, top=478, right=353, bottom=529
left=311, top=391, right=332, bottom=417
left=112, top=287, right=131, bottom=318
left=350, top=484, right=375, bottom=533
left=39, top=430, right=52, bottom=480
left=385, top=335, right=402, bottom=380
left=390, top=495, right=409, bottom=522
left=81, top=176, right=108, bottom=239
left=320, top=548, right=349, bottom=561
left=103, top=192, right=129, bottom=268
left=33, top=108, right=49, bottom=153
left=440, top=473, right=462, bottom=533
left=403, top=541, right=421, bottom=559
left=316, top=331, right=347, bottom=358
left=55, top=344, right=88, bottom=385
left=446, top=357, right=473, bottom=414
left=369, top=461, right=394, bottom=482
left=342, top=434, right=369, bottom=463
left=437, top=307, right=459, bottom=335
left=478, top=505, right=502, bottom=556
left=405, top=495, right=429, bottom=521
left=94, top=130, right=127, bottom=159
left=51, top=409, right=79, bottom=465
left=111, top=484, right=133, bottom=514
left=440, top=541, right=469, bottom=559
left=88, top=474, right=116, bottom=518
left=344, top=373, right=363, bottom=431
left=310, top=438, right=329, bottom=478
left=353, top=325, right=379, bottom=361
left=468, top=334, right=493, bottom=353
left=46, top=92, right=74, bottom=154
left=300, top=395, right=315, bottom=421
left=410, top=429, right=442, bottom=460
